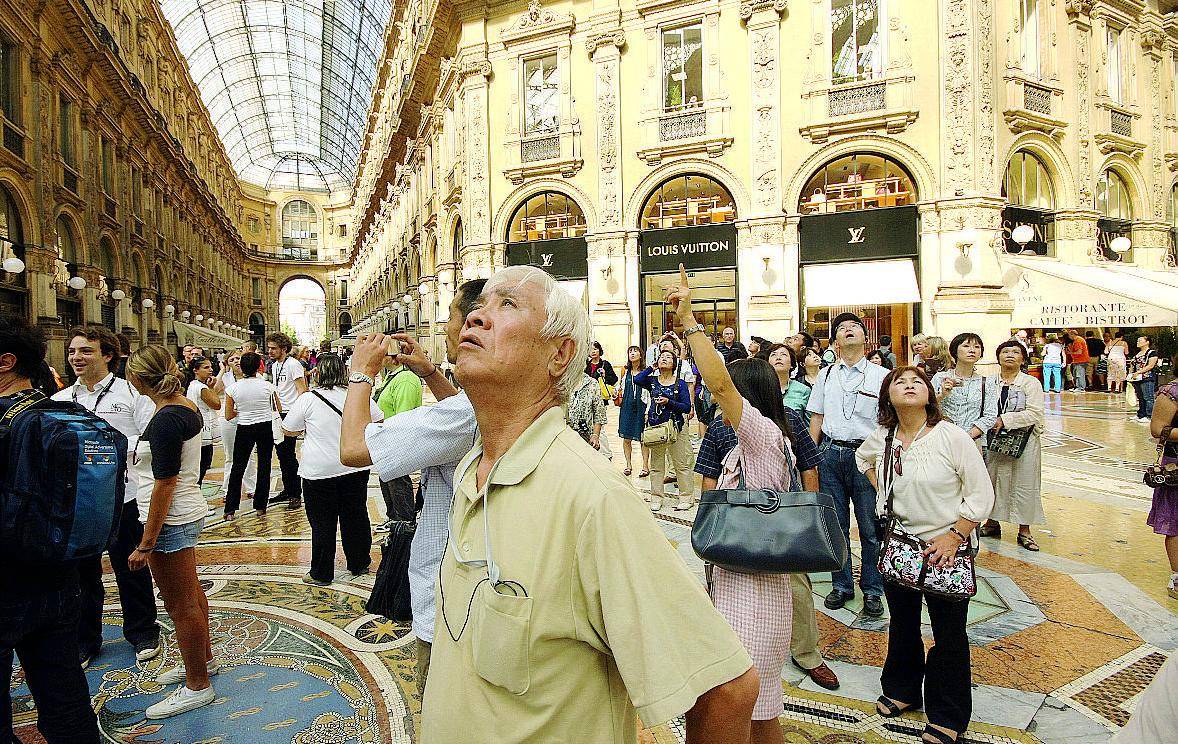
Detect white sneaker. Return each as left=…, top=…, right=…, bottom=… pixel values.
left=156, top=658, right=221, bottom=685
left=672, top=500, right=693, bottom=511
left=134, top=640, right=161, bottom=662
left=145, top=684, right=215, bottom=719
left=650, top=499, right=662, bottom=512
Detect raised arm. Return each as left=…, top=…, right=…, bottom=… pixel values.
left=665, top=265, right=745, bottom=430
left=340, top=333, right=389, bottom=468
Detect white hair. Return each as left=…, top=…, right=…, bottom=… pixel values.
left=484, top=266, right=592, bottom=402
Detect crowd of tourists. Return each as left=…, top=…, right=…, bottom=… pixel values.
left=2, top=264, right=1177, bottom=744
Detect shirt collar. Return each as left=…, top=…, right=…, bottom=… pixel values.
left=74, top=372, right=115, bottom=393
left=456, top=406, right=568, bottom=502
left=836, top=356, right=868, bottom=373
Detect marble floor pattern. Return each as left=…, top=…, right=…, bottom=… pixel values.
left=8, top=391, right=1176, bottom=743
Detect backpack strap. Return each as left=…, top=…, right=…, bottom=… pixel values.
left=311, top=390, right=344, bottom=417
left=0, top=389, right=47, bottom=426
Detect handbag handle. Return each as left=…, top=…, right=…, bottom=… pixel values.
left=1156, top=426, right=1174, bottom=464
left=880, top=427, right=896, bottom=520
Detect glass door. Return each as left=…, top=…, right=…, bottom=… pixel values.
left=642, top=268, right=737, bottom=344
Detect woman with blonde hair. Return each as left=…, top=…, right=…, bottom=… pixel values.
left=124, top=345, right=215, bottom=719
left=919, top=336, right=952, bottom=378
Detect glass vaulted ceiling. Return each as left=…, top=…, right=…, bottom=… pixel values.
left=160, top=0, right=393, bottom=193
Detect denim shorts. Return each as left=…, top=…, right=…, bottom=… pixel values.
left=155, top=518, right=205, bottom=554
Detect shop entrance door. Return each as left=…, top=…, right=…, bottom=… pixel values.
left=642, top=268, right=737, bottom=345
left=804, top=303, right=914, bottom=361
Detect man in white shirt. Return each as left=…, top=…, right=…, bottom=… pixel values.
left=340, top=279, right=485, bottom=691
left=53, top=327, right=162, bottom=667
left=807, top=312, right=889, bottom=618
left=267, top=332, right=307, bottom=508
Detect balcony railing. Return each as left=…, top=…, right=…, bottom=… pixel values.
left=62, top=166, right=79, bottom=194
left=2, top=121, right=24, bottom=159
left=1111, top=110, right=1132, bottom=138
left=521, top=133, right=560, bottom=163
left=828, top=82, right=886, bottom=118
left=659, top=107, right=707, bottom=142
left=246, top=244, right=337, bottom=263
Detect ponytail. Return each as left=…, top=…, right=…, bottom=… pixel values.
left=127, top=345, right=185, bottom=398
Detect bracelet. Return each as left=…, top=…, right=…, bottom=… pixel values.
left=948, top=527, right=968, bottom=543
left=134, top=545, right=155, bottom=553
left=417, top=365, right=439, bottom=380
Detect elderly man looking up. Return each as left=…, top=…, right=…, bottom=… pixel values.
left=419, top=266, right=757, bottom=743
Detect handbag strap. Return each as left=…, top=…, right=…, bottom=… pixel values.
left=311, top=390, right=344, bottom=417
left=1156, top=426, right=1174, bottom=464
left=881, top=427, right=897, bottom=519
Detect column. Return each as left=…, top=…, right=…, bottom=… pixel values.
left=111, top=278, right=134, bottom=335
left=77, top=265, right=101, bottom=326
left=458, top=52, right=494, bottom=278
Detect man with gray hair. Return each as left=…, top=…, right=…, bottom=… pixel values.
left=419, top=266, right=757, bottom=743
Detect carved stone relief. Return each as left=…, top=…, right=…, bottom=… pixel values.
left=595, top=57, right=622, bottom=227
left=749, top=23, right=780, bottom=212
left=977, top=0, right=996, bottom=190
left=943, top=0, right=974, bottom=193
left=1073, top=10, right=1093, bottom=203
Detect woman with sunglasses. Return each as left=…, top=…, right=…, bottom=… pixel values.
left=855, top=366, right=994, bottom=744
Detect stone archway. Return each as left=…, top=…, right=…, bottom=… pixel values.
left=278, top=275, right=327, bottom=348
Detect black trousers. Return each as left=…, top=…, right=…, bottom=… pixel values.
left=1, top=578, right=100, bottom=743
left=76, top=499, right=160, bottom=657
left=225, top=421, right=273, bottom=514
left=379, top=475, right=415, bottom=522
left=303, top=472, right=372, bottom=582
left=198, top=444, right=213, bottom=485
left=881, top=582, right=972, bottom=733
left=274, top=429, right=301, bottom=500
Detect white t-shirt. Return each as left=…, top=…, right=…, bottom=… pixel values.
left=186, top=379, right=218, bottom=444
left=226, top=377, right=279, bottom=426
left=271, top=356, right=305, bottom=411
left=53, top=373, right=154, bottom=503
left=132, top=405, right=206, bottom=526
left=281, top=387, right=384, bottom=480
left=1042, top=343, right=1065, bottom=365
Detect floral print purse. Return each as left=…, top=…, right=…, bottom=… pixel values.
left=876, top=428, right=978, bottom=600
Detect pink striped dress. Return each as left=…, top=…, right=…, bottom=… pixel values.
left=711, top=399, right=794, bottom=720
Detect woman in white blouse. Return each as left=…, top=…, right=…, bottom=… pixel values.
left=184, top=356, right=220, bottom=487
left=856, top=365, right=995, bottom=744
left=223, top=352, right=280, bottom=518
left=931, top=333, right=998, bottom=448
left=213, top=350, right=257, bottom=503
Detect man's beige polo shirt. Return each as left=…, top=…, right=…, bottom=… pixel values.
left=420, top=406, right=751, bottom=743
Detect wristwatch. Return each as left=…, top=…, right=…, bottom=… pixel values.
left=348, top=372, right=375, bottom=386
left=683, top=323, right=706, bottom=337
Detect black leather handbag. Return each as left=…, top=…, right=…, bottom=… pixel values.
left=691, top=476, right=848, bottom=575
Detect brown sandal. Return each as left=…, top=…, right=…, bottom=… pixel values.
left=623, top=467, right=632, bottom=476
left=1017, top=533, right=1040, bottom=551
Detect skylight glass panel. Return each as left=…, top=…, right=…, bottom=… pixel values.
left=160, top=0, right=392, bottom=192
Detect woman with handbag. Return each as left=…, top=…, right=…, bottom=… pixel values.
left=280, top=354, right=383, bottom=585
left=1129, top=335, right=1160, bottom=423
left=1147, top=361, right=1178, bottom=601
left=635, top=348, right=693, bottom=512
left=585, top=340, right=618, bottom=397
left=223, top=352, right=280, bottom=519
left=567, top=372, right=610, bottom=457
left=666, top=266, right=798, bottom=744
left=855, top=365, right=995, bottom=744
left=931, top=333, right=999, bottom=448
left=617, top=345, right=650, bottom=477
left=980, top=340, right=1046, bottom=550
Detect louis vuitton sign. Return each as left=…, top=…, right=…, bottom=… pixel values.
left=505, top=237, right=588, bottom=280
left=799, top=205, right=919, bottom=265
left=639, top=223, right=738, bottom=273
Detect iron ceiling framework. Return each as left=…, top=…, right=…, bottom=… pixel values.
left=161, top=0, right=393, bottom=193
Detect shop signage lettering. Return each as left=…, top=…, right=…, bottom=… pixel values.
left=799, top=205, right=919, bottom=264
left=1001, top=206, right=1054, bottom=256
left=505, top=236, right=588, bottom=280
left=639, top=223, right=738, bottom=272
left=1010, top=269, right=1176, bottom=327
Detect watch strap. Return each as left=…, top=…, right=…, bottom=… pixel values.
left=348, top=372, right=375, bottom=386
left=683, top=324, right=706, bottom=337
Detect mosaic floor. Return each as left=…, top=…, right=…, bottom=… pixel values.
left=8, top=390, right=1176, bottom=743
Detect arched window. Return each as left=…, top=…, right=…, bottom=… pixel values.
left=508, top=192, right=588, bottom=242
left=1096, top=169, right=1132, bottom=220
left=281, top=199, right=319, bottom=259
left=452, top=219, right=463, bottom=258
left=799, top=153, right=916, bottom=213
left=55, top=215, right=78, bottom=262
left=338, top=311, right=352, bottom=336
left=97, top=237, right=117, bottom=279
left=1003, top=151, right=1054, bottom=209
left=1, top=184, right=22, bottom=251
left=641, top=174, right=736, bottom=229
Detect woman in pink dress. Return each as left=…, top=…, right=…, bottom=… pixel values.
left=669, top=266, right=803, bottom=743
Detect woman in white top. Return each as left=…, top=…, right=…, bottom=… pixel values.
left=1041, top=335, right=1065, bottom=393
left=213, top=350, right=257, bottom=502
left=185, top=356, right=221, bottom=486
left=856, top=365, right=995, bottom=744
left=223, top=352, right=280, bottom=518
left=931, top=333, right=999, bottom=449
left=1106, top=330, right=1130, bottom=393
left=124, top=345, right=215, bottom=720
left=281, top=354, right=383, bottom=585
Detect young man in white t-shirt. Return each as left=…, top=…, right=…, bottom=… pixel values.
left=267, top=333, right=307, bottom=508
left=53, top=327, right=162, bottom=667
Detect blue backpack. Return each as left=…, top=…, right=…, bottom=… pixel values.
left=0, top=389, right=128, bottom=564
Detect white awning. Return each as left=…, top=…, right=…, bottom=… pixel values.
left=1002, top=257, right=1178, bottom=328
left=171, top=321, right=247, bottom=349
left=802, top=259, right=921, bottom=307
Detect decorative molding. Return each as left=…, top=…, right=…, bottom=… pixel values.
left=501, top=0, right=575, bottom=46
left=739, top=0, right=788, bottom=22
left=586, top=30, right=626, bottom=58
left=458, top=56, right=492, bottom=83
left=596, top=57, right=623, bottom=227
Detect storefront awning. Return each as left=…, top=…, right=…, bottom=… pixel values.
left=802, top=259, right=921, bottom=307
left=171, top=320, right=247, bottom=349
left=1002, top=257, right=1178, bottom=328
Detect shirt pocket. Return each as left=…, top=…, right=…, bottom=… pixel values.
left=853, top=391, right=878, bottom=421
left=472, top=584, right=533, bottom=695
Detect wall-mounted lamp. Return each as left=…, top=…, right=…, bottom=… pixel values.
left=67, top=276, right=87, bottom=290
left=600, top=263, right=612, bottom=279
left=142, top=298, right=155, bottom=310
left=1, top=257, right=24, bottom=274
left=164, top=304, right=175, bottom=315
left=956, top=228, right=978, bottom=257
left=110, top=289, right=126, bottom=302
left=181, top=310, right=191, bottom=320
left=195, top=314, right=204, bottom=322
left=1110, top=235, right=1132, bottom=255
left=1011, top=224, right=1034, bottom=247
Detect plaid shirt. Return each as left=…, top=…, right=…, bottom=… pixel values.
left=694, top=408, right=820, bottom=481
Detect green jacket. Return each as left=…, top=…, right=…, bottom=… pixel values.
left=374, top=367, right=422, bottom=419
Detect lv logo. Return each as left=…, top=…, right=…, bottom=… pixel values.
left=540, top=253, right=554, bottom=267
left=847, top=226, right=866, bottom=244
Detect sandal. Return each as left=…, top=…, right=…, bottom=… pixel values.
left=623, top=467, right=632, bottom=476
left=638, top=470, right=650, bottom=478
left=1017, top=532, right=1040, bottom=551
left=978, top=522, right=1001, bottom=539
left=921, top=724, right=959, bottom=743
left=875, top=695, right=920, bottom=718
